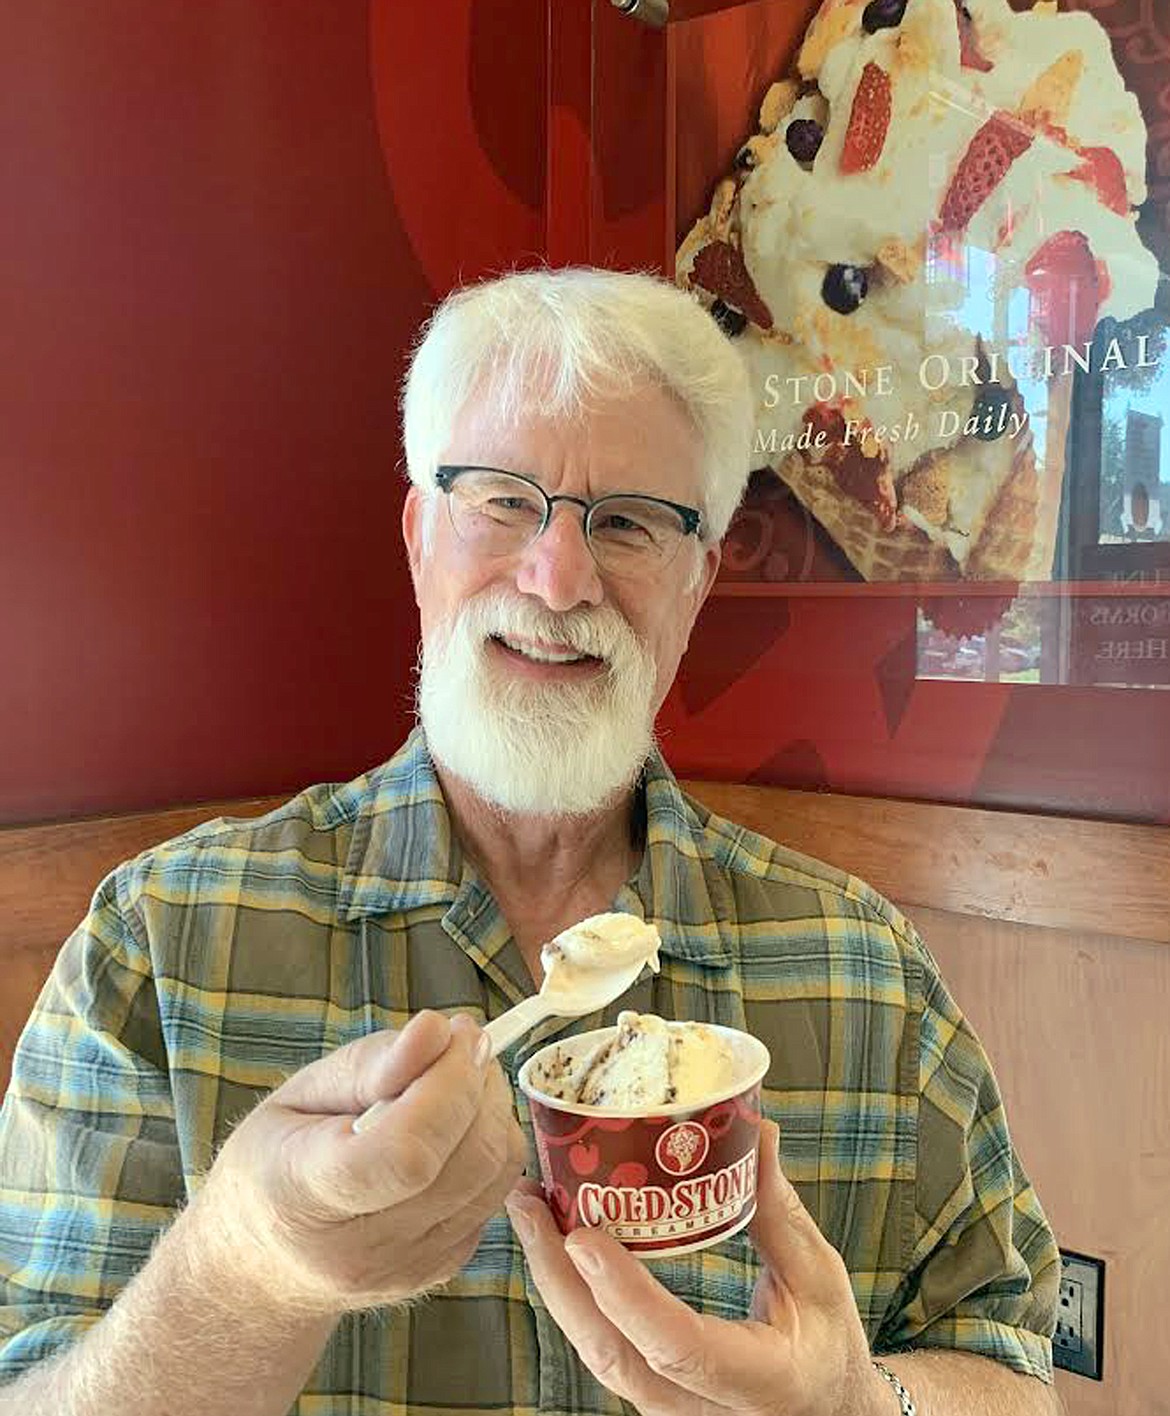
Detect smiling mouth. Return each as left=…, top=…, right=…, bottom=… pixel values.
left=489, top=634, right=604, bottom=667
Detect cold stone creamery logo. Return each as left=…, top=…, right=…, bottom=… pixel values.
left=577, top=1146, right=758, bottom=1241
left=656, top=1120, right=710, bottom=1176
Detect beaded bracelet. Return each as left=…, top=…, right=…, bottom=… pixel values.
left=872, top=1358, right=917, bottom=1416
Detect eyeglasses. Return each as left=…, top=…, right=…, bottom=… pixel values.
left=434, top=465, right=703, bottom=576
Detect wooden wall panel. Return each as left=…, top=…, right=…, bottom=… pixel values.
left=0, top=798, right=281, bottom=1093
left=682, top=781, right=1170, bottom=946
left=909, top=905, right=1169, bottom=1416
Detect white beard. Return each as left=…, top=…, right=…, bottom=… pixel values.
left=416, top=588, right=660, bottom=816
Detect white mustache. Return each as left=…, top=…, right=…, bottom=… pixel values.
left=454, top=589, right=638, bottom=665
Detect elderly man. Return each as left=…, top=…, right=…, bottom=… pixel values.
left=0, top=269, right=1060, bottom=1416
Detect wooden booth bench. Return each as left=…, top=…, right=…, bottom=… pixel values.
left=1, top=786, right=1168, bottom=1416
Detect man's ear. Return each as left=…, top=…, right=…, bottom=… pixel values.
left=694, top=541, right=722, bottom=614
left=402, top=485, right=425, bottom=596
left=679, top=542, right=722, bottom=651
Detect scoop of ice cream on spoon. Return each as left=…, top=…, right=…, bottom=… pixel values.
left=483, top=913, right=662, bottom=1056
left=351, top=913, right=661, bottom=1132
left=539, top=913, right=660, bottom=995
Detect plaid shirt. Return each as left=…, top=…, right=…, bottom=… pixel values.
left=0, top=728, right=1058, bottom=1412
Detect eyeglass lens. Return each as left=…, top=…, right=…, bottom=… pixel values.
left=447, top=470, right=688, bottom=571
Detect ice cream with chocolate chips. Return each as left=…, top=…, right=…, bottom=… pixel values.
left=529, top=1011, right=739, bottom=1110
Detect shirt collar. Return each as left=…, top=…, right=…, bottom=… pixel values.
left=631, top=749, right=735, bottom=968
left=338, top=726, right=734, bottom=969
left=337, top=727, right=462, bottom=921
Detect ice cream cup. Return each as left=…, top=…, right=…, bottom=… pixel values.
left=518, top=1024, right=771, bottom=1258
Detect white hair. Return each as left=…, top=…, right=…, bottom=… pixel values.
left=401, top=267, right=754, bottom=542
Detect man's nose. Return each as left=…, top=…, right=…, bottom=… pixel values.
left=513, top=504, right=604, bottom=611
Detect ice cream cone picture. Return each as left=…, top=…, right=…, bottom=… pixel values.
left=677, top=0, right=1161, bottom=582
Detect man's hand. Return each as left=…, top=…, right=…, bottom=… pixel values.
left=506, top=1119, right=890, bottom=1416
left=197, top=1011, right=527, bottom=1314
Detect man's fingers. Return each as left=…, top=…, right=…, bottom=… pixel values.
left=510, top=1175, right=545, bottom=1203
left=563, top=1227, right=775, bottom=1403
left=507, top=1196, right=692, bottom=1414
left=292, top=1018, right=494, bottom=1214
left=276, top=1010, right=456, bottom=1115
left=748, top=1120, right=842, bottom=1308
left=330, top=1203, right=497, bottom=1308
left=507, top=1198, right=641, bottom=1393
left=416, top=1122, right=527, bottom=1250
left=403, top=1070, right=528, bottom=1233
left=565, top=1227, right=705, bottom=1381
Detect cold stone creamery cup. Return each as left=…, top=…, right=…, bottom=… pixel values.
left=518, top=1023, right=771, bottom=1258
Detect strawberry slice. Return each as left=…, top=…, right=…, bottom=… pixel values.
left=841, top=63, right=892, bottom=175
left=922, top=594, right=1015, bottom=637
left=1024, top=230, right=1102, bottom=348
left=954, top=0, right=993, bottom=72
left=1070, top=145, right=1129, bottom=216
left=806, top=404, right=846, bottom=447
left=805, top=405, right=897, bottom=530
left=832, top=444, right=897, bottom=531
left=938, top=112, right=1033, bottom=232
left=690, top=240, right=774, bottom=330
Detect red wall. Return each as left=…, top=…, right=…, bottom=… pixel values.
left=8, top=0, right=1163, bottom=828
left=0, top=0, right=546, bottom=825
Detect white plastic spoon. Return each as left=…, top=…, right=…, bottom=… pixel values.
left=483, top=913, right=661, bottom=1055
left=352, top=913, right=660, bottom=1133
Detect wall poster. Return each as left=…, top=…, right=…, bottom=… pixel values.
left=648, top=0, right=1170, bottom=820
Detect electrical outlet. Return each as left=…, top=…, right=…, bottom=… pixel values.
left=1052, top=1249, right=1105, bottom=1380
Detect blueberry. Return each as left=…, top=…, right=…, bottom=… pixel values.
left=862, top=0, right=908, bottom=33
left=972, top=382, right=1012, bottom=439
left=821, top=265, right=869, bottom=315
left=710, top=299, right=748, bottom=337
left=785, top=118, right=824, bottom=165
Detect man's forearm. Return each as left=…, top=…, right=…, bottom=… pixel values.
left=0, top=1196, right=338, bottom=1416
left=880, top=1350, right=1065, bottom=1416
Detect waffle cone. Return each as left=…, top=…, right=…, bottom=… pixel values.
left=773, top=379, right=1044, bottom=583
left=775, top=453, right=956, bottom=580
left=964, top=426, right=1042, bottom=581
